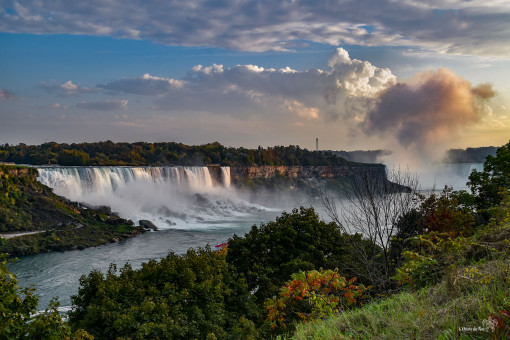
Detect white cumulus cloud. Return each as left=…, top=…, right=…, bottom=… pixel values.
left=98, top=48, right=397, bottom=121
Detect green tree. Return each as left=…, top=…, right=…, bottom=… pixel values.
left=69, top=248, right=258, bottom=339
left=0, top=255, right=80, bottom=339
left=226, top=207, right=371, bottom=307
left=468, top=140, right=510, bottom=211
left=57, top=149, right=90, bottom=166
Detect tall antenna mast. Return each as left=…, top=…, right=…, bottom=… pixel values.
left=316, top=138, right=318, bottom=151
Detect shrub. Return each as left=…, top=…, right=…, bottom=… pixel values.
left=265, top=269, right=365, bottom=332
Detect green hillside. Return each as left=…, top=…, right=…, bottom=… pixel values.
left=293, top=218, right=510, bottom=339
left=0, top=164, right=146, bottom=256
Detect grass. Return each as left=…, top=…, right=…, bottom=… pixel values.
left=293, top=260, right=509, bottom=339
left=293, top=222, right=510, bottom=339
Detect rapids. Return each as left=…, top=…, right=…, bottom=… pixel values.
left=37, top=166, right=264, bottom=229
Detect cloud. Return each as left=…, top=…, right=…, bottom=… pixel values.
left=284, top=100, right=319, bottom=120
left=76, top=99, right=128, bottom=111
left=471, top=83, right=496, bottom=99
left=37, top=102, right=68, bottom=110
left=40, top=80, right=94, bottom=96
left=0, top=89, right=15, bottom=100
left=362, top=68, right=496, bottom=149
left=101, top=48, right=396, bottom=121
left=1, top=1, right=509, bottom=57
left=99, top=74, right=184, bottom=95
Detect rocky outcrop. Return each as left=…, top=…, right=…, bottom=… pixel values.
left=230, top=164, right=386, bottom=181
left=0, top=166, right=35, bottom=180
left=139, top=219, right=158, bottom=230
left=206, top=164, right=222, bottom=184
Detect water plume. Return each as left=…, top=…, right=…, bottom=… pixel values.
left=363, top=68, right=495, bottom=154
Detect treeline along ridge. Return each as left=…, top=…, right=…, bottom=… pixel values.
left=0, top=141, right=351, bottom=167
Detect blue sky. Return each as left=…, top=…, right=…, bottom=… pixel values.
left=1, top=0, right=509, bottom=156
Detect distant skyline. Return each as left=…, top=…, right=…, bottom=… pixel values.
left=1, top=1, right=509, bottom=155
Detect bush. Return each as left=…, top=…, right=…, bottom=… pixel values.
left=265, top=269, right=366, bottom=332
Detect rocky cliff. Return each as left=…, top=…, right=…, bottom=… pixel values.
left=230, top=163, right=386, bottom=181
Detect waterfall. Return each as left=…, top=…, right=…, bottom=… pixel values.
left=35, top=166, right=262, bottom=229
left=37, top=166, right=225, bottom=196
left=417, top=163, right=484, bottom=190
left=221, top=167, right=231, bottom=188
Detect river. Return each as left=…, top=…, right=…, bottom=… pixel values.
left=8, top=163, right=482, bottom=311
left=9, top=216, right=280, bottom=311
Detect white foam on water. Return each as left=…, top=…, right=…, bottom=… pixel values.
left=415, top=163, right=483, bottom=191
left=37, top=166, right=265, bottom=229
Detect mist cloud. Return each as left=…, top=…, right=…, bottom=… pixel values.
left=1, top=1, right=509, bottom=57
left=363, top=68, right=496, bottom=148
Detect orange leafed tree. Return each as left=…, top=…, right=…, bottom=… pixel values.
left=265, top=269, right=366, bottom=331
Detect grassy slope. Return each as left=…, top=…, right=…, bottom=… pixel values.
left=0, top=165, right=146, bottom=256
left=293, top=221, right=510, bottom=339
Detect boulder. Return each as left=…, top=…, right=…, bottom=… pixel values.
left=139, top=220, right=158, bottom=230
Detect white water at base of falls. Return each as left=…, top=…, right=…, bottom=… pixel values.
left=37, top=166, right=265, bottom=229
left=416, top=163, right=484, bottom=191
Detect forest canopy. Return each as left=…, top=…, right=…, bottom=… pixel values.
left=0, top=141, right=351, bottom=167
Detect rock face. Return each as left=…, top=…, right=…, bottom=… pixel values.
left=230, top=164, right=386, bottom=181
left=0, top=166, right=35, bottom=182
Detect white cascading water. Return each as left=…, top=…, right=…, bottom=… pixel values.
left=417, top=163, right=484, bottom=190
left=37, top=166, right=263, bottom=229
left=220, top=167, right=231, bottom=188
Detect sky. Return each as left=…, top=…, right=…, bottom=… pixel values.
left=1, top=0, right=509, bottom=156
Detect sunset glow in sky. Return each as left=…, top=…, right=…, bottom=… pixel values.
left=1, top=0, right=509, bottom=153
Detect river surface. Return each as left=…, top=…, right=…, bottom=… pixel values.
left=9, top=215, right=282, bottom=310
left=9, top=163, right=482, bottom=311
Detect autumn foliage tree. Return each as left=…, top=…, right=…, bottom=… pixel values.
left=418, top=186, right=475, bottom=236
left=265, top=269, right=365, bottom=332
